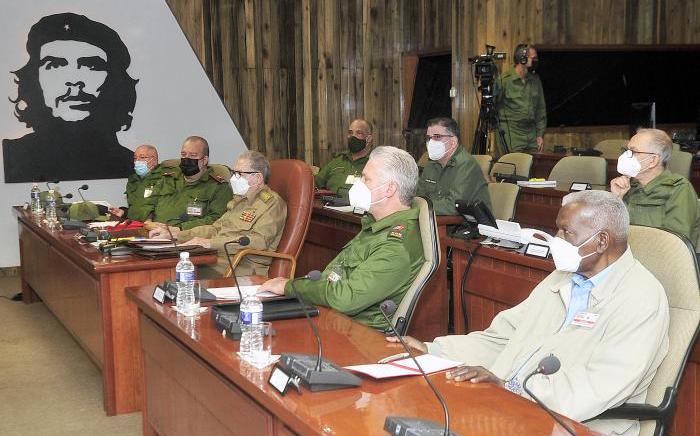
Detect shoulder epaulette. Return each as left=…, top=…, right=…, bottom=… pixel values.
left=259, top=189, right=273, bottom=203
left=211, top=174, right=226, bottom=183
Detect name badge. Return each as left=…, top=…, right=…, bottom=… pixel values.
left=571, top=312, right=599, bottom=328
left=144, top=187, right=153, bottom=198
left=187, top=203, right=203, bottom=216
left=345, top=175, right=358, bottom=185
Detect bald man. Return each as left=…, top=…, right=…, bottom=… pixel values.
left=151, top=136, right=233, bottom=230
left=110, top=144, right=168, bottom=221
left=392, top=190, right=669, bottom=436
left=315, top=118, right=374, bottom=195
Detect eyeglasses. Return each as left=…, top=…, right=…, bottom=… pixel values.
left=620, top=147, right=658, bottom=158
left=425, top=134, right=455, bottom=142
left=232, top=170, right=260, bottom=178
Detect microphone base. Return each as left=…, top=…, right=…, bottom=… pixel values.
left=280, top=353, right=362, bottom=392
left=384, top=416, right=461, bottom=436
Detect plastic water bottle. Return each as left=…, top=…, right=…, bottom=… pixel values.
left=30, top=183, right=42, bottom=215
left=175, top=252, right=196, bottom=314
left=239, top=289, right=263, bottom=359
left=45, top=189, right=58, bottom=225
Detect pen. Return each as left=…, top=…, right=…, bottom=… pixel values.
left=377, top=352, right=410, bottom=364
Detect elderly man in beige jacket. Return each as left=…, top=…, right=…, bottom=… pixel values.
left=391, top=190, right=669, bottom=436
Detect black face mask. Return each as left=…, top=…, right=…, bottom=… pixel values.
left=180, top=158, right=201, bottom=177
left=348, top=136, right=367, bottom=154
left=528, top=59, right=539, bottom=73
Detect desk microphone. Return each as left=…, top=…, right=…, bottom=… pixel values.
left=212, top=237, right=252, bottom=339
left=380, top=300, right=458, bottom=436
left=279, top=270, right=362, bottom=392
left=77, top=184, right=89, bottom=202
left=522, top=354, right=576, bottom=436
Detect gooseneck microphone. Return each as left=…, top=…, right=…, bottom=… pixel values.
left=223, top=236, right=251, bottom=302
left=522, top=354, right=576, bottom=436
left=380, top=300, right=458, bottom=436
left=77, top=184, right=89, bottom=202
left=278, top=270, right=362, bottom=392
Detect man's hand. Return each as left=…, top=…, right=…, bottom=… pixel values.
left=536, top=136, right=544, bottom=152
left=182, top=237, right=210, bottom=248
left=260, top=277, right=289, bottom=295
left=385, top=335, right=428, bottom=353
left=149, top=225, right=179, bottom=239
left=445, top=365, right=504, bottom=386
left=610, top=175, right=631, bottom=198
left=108, top=206, right=124, bottom=218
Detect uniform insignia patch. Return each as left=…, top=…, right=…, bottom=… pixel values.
left=327, top=271, right=341, bottom=283
left=388, top=224, right=405, bottom=240
left=259, top=190, right=272, bottom=202
left=240, top=209, right=256, bottom=222
left=211, top=174, right=226, bottom=183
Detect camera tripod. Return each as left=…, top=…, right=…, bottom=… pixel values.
left=472, top=91, right=509, bottom=156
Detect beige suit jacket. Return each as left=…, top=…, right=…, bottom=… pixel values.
left=430, top=248, right=669, bottom=436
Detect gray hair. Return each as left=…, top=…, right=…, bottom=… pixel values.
left=562, top=190, right=629, bottom=242
left=369, top=146, right=418, bottom=206
left=239, top=150, right=270, bottom=183
left=185, top=135, right=210, bottom=157
left=636, top=128, right=672, bottom=167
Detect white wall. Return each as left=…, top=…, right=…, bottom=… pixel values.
left=0, top=0, right=248, bottom=267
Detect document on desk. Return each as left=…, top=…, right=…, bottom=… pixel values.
left=323, top=205, right=355, bottom=213
left=207, top=285, right=278, bottom=300
left=344, top=354, right=461, bottom=379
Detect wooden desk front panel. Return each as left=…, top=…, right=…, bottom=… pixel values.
left=20, top=224, right=104, bottom=366
left=141, top=316, right=276, bottom=436
left=514, top=187, right=567, bottom=235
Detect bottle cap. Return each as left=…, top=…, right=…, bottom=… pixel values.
left=180, top=252, right=190, bottom=259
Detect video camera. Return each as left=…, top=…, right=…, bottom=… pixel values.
left=468, top=45, right=506, bottom=93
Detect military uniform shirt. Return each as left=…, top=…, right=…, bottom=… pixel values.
left=416, top=146, right=492, bottom=216
left=496, top=67, right=547, bottom=153
left=153, top=166, right=233, bottom=230
left=178, top=185, right=287, bottom=276
left=122, top=164, right=170, bottom=221
left=315, top=153, right=369, bottom=194
left=286, top=205, right=424, bottom=329
left=624, top=169, right=700, bottom=245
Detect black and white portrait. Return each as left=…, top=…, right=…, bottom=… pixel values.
left=3, top=12, right=137, bottom=182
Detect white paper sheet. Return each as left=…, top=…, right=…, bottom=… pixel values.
left=207, top=285, right=278, bottom=300
left=323, top=205, right=355, bottom=213
left=344, top=354, right=461, bottom=379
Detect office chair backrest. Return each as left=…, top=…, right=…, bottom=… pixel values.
left=628, top=225, right=700, bottom=436
left=265, top=159, right=315, bottom=278
left=667, top=150, right=692, bottom=179
left=487, top=183, right=520, bottom=221
left=594, top=139, right=628, bottom=159
left=490, top=152, right=533, bottom=178
left=392, top=196, right=440, bottom=335
left=472, top=154, right=493, bottom=179
left=549, top=156, right=607, bottom=188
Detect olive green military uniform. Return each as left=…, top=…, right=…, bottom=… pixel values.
left=178, top=185, right=287, bottom=277
left=285, top=206, right=424, bottom=329
left=496, top=67, right=546, bottom=153
left=315, top=153, right=369, bottom=194
left=416, top=146, right=492, bottom=216
left=624, top=169, right=700, bottom=245
left=153, top=167, right=233, bottom=230
left=122, top=164, right=170, bottom=221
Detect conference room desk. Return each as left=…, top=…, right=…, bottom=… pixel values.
left=14, top=207, right=217, bottom=415
left=297, top=202, right=462, bottom=341
left=127, top=278, right=594, bottom=436
left=446, top=236, right=699, bottom=436
left=514, top=186, right=568, bottom=235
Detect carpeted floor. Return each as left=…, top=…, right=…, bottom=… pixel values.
left=0, top=276, right=141, bottom=436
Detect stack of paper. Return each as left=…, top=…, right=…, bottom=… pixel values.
left=344, top=354, right=461, bottom=379
left=517, top=180, right=557, bottom=188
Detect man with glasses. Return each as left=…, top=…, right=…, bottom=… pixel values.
left=315, top=118, right=373, bottom=195
left=150, top=136, right=233, bottom=230
left=109, top=144, right=167, bottom=221
left=611, top=128, right=699, bottom=244
left=416, top=117, right=491, bottom=215
left=150, top=151, right=286, bottom=277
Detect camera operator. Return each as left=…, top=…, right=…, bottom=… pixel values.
left=495, top=44, right=546, bottom=153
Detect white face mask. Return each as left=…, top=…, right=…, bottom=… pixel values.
left=348, top=180, right=388, bottom=212
left=426, top=139, right=447, bottom=160
left=231, top=175, right=250, bottom=196
left=617, top=151, right=652, bottom=178
left=549, top=231, right=600, bottom=272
